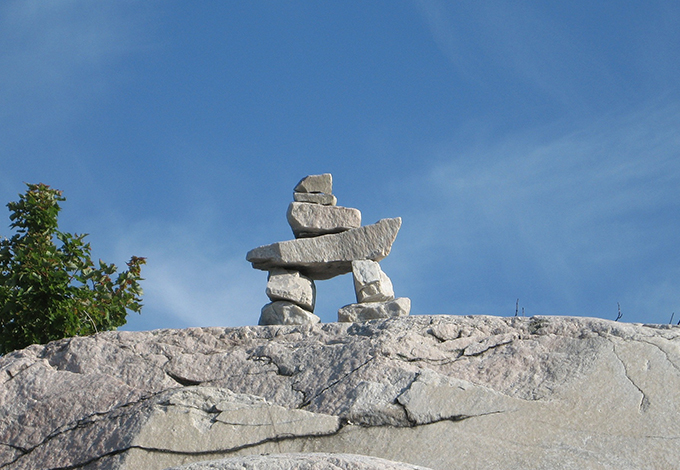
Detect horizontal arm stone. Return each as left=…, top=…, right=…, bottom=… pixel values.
left=246, top=218, right=401, bottom=280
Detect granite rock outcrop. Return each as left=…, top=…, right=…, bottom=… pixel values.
left=1, top=315, right=679, bottom=469
left=166, top=453, right=433, bottom=470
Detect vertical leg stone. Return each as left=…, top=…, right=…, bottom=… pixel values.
left=352, top=260, right=394, bottom=303
left=266, top=268, right=316, bottom=311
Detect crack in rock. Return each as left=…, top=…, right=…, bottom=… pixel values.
left=462, top=333, right=518, bottom=357
left=248, top=354, right=301, bottom=377
left=610, top=341, right=650, bottom=413
left=0, top=444, right=28, bottom=455
left=3, top=316, right=680, bottom=470
left=299, top=356, right=376, bottom=409
left=395, top=369, right=518, bottom=426
left=0, top=390, right=164, bottom=469
left=638, top=339, right=680, bottom=374
left=165, top=371, right=203, bottom=387
left=93, top=420, right=348, bottom=470
left=291, top=383, right=309, bottom=408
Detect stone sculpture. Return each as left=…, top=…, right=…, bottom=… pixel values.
left=246, top=173, right=411, bottom=324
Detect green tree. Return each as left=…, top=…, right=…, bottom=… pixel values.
left=0, top=183, right=145, bottom=354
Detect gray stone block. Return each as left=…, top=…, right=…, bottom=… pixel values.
left=246, top=218, right=401, bottom=280
left=287, top=202, right=361, bottom=238
left=259, top=301, right=320, bottom=325
left=293, top=192, right=337, bottom=206
left=338, top=297, right=411, bottom=322
left=266, top=268, right=316, bottom=311
left=352, top=259, right=394, bottom=303
left=294, top=173, right=332, bottom=194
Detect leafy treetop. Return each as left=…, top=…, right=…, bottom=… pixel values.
left=0, top=183, right=145, bottom=355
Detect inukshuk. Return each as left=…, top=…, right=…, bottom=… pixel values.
left=246, top=173, right=411, bottom=325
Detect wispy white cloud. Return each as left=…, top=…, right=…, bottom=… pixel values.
left=414, top=1, right=679, bottom=111
left=397, top=102, right=680, bottom=322
left=139, top=254, right=265, bottom=329
left=112, top=218, right=266, bottom=330
left=0, top=0, right=153, bottom=129
left=414, top=1, right=591, bottom=105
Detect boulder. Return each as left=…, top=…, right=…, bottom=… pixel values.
left=293, top=192, right=337, bottom=206
left=167, top=453, right=434, bottom=470
left=287, top=202, right=361, bottom=238
left=2, top=315, right=679, bottom=470
left=351, top=259, right=394, bottom=303
left=265, top=269, right=316, bottom=311
left=338, top=298, right=410, bottom=322
left=259, top=301, right=320, bottom=325
left=294, top=173, right=332, bottom=194
left=246, top=218, right=401, bottom=280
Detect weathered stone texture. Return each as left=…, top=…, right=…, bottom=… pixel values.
left=167, top=453, right=434, bottom=470
left=287, top=202, right=361, bottom=238
left=259, top=301, right=320, bottom=325
left=338, top=298, right=411, bottom=322
left=294, top=174, right=332, bottom=194
left=1, top=315, right=679, bottom=470
left=293, top=192, right=337, bottom=205
left=265, top=269, right=316, bottom=311
left=246, top=218, right=402, bottom=280
left=352, top=259, right=395, bottom=302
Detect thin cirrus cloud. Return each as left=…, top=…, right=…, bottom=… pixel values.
left=413, top=0, right=675, bottom=113
left=135, top=255, right=264, bottom=330
left=0, top=0, right=150, bottom=129
left=115, top=219, right=266, bottom=331
left=398, top=102, right=680, bottom=323
left=414, top=1, right=587, bottom=101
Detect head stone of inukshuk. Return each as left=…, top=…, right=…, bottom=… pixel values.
left=246, top=173, right=411, bottom=325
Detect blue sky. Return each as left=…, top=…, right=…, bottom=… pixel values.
left=1, top=1, right=679, bottom=329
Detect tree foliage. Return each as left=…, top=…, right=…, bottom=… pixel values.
left=0, top=183, right=145, bottom=354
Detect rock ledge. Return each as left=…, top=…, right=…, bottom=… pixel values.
left=1, top=314, right=679, bottom=470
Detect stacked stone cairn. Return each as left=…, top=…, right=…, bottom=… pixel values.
left=247, top=173, right=411, bottom=325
